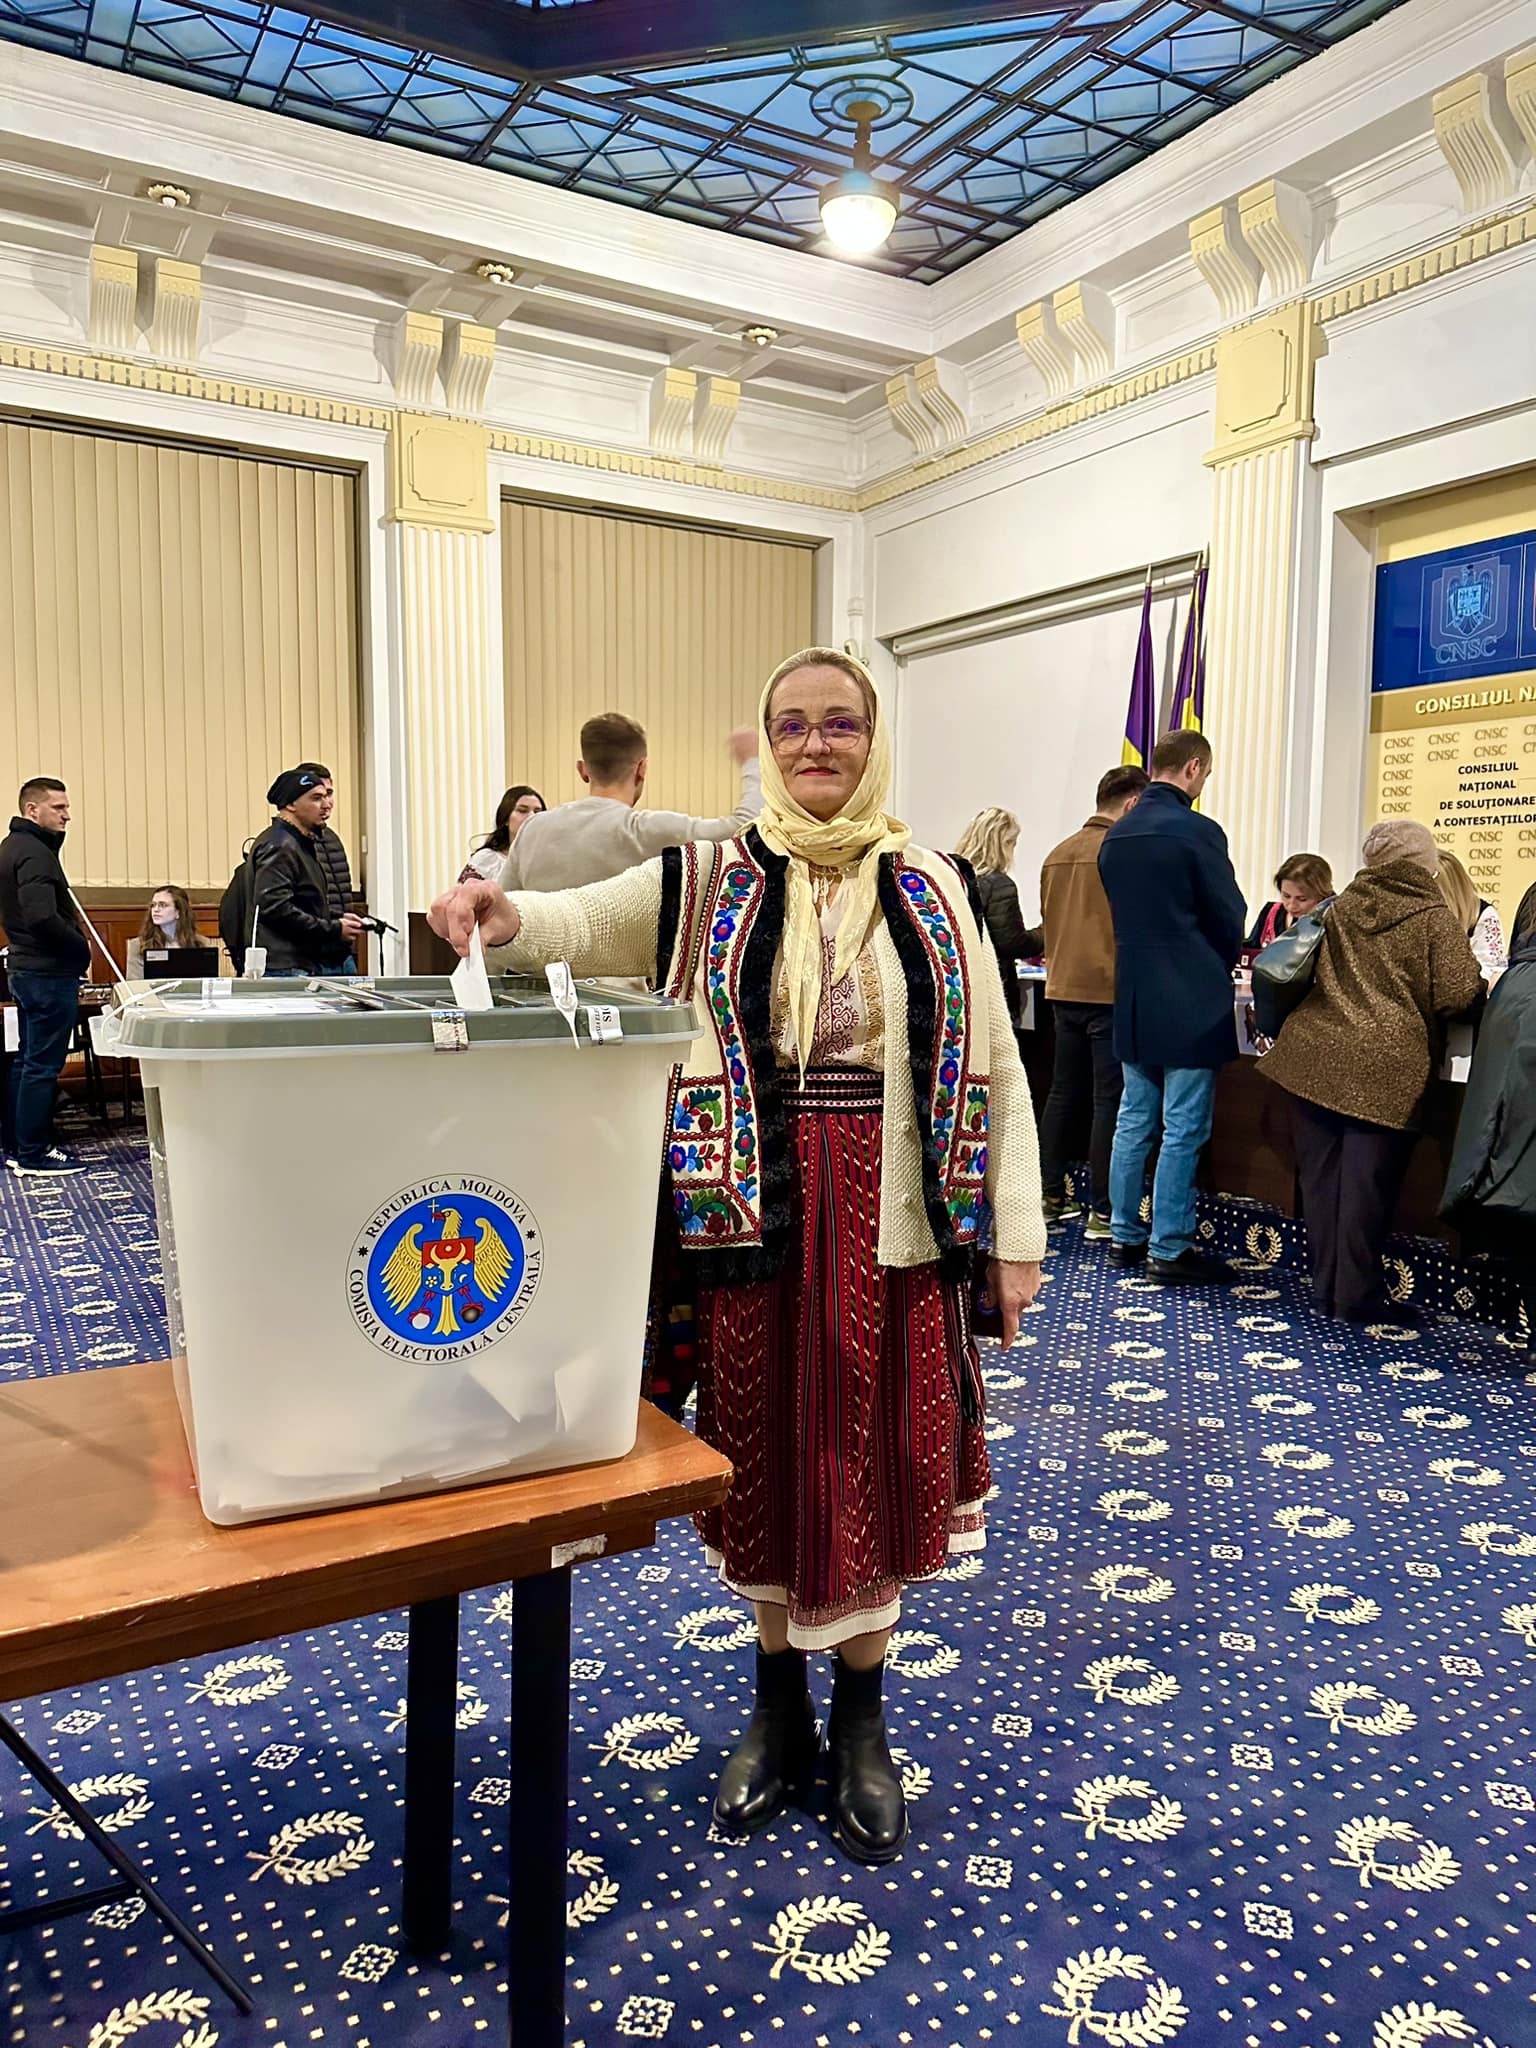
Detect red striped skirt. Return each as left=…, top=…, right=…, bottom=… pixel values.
left=693, top=1067, right=989, bottom=1652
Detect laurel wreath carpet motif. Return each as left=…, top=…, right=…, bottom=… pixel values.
left=0, top=1132, right=1533, bottom=2047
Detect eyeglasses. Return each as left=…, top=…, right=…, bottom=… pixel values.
left=767, top=714, right=872, bottom=751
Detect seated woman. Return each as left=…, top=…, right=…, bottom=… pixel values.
left=1436, top=846, right=1508, bottom=981
left=1262, top=820, right=1482, bottom=1326
left=954, top=807, right=1042, bottom=1035
left=432, top=648, right=1045, bottom=1866
left=1442, top=881, right=1536, bottom=1355
left=125, top=886, right=218, bottom=978
left=1246, top=852, right=1334, bottom=950
left=459, top=785, right=545, bottom=883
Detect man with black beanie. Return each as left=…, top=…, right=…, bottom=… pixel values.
left=1, top=777, right=91, bottom=1175
left=251, top=766, right=365, bottom=977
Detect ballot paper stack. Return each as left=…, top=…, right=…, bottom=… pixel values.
left=95, top=972, right=699, bottom=1525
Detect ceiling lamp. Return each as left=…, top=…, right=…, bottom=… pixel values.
left=145, top=182, right=191, bottom=209
left=475, top=259, right=517, bottom=287
left=819, top=98, right=898, bottom=256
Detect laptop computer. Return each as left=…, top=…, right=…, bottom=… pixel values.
left=141, top=948, right=220, bottom=980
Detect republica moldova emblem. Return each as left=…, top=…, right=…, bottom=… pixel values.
left=348, top=1179, right=541, bottom=1360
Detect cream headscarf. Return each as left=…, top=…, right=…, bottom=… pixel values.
left=753, top=647, right=910, bottom=1075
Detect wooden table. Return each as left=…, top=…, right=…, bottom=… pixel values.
left=0, top=1361, right=731, bottom=2044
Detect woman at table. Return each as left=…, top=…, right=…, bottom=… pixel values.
left=125, top=886, right=218, bottom=978
left=1245, top=852, right=1334, bottom=951
left=1441, top=880, right=1536, bottom=1354
left=954, top=807, right=1042, bottom=1036
left=432, top=648, right=1045, bottom=1866
left=458, top=784, right=545, bottom=884
left=1262, top=819, right=1482, bottom=1326
left=1436, top=846, right=1508, bottom=982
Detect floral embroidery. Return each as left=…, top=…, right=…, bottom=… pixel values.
left=897, top=867, right=988, bottom=1242
left=673, top=863, right=759, bottom=1239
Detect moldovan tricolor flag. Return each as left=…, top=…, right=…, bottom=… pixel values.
left=1169, top=558, right=1208, bottom=734
left=1121, top=574, right=1156, bottom=770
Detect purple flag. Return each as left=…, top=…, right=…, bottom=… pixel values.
left=1122, top=575, right=1156, bottom=770
left=1169, top=561, right=1208, bottom=734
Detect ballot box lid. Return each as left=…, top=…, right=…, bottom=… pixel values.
left=101, top=976, right=700, bottom=1058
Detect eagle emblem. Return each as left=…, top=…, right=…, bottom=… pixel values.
left=377, top=1205, right=515, bottom=1338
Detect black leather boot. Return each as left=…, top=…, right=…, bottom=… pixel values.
left=827, top=1653, right=907, bottom=1865
left=712, top=1645, right=819, bottom=1837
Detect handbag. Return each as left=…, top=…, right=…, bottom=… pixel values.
left=1251, top=905, right=1330, bottom=1041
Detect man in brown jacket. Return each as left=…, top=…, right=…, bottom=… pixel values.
left=1036, top=765, right=1148, bottom=1232
left=1263, top=817, right=1483, bottom=1323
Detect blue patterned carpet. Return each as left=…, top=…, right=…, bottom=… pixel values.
left=3, top=1118, right=1535, bottom=2048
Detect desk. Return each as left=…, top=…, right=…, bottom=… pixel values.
left=0, top=1361, right=731, bottom=2044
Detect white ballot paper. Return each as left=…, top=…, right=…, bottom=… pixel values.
left=450, top=920, right=495, bottom=1012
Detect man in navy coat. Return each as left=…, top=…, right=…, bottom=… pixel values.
left=1097, top=729, right=1247, bottom=1282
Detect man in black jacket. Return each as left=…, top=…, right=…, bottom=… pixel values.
left=1098, top=730, right=1247, bottom=1283
left=0, top=777, right=91, bottom=1175
left=252, top=767, right=366, bottom=977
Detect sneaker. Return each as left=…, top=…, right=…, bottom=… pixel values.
left=8, top=1151, right=85, bottom=1177
left=1083, top=1213, right=1114, bottom=1243
left=1147, top=1249, right=1233, bottom=1285
left=1042, top=1193, right=1083, bottom=1224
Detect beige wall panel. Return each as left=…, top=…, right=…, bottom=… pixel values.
left=501, top=498, right=816, bottom=819
left=0, top=420, right=361, bottom=890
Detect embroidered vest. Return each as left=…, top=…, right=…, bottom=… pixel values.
left=655, top=831, right=990, bottom=1281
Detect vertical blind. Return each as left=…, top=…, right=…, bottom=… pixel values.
left=0, top=420, right=361, bottom=889
left=501, top=498, right=817, bottom=821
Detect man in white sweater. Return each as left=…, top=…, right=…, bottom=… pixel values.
left=500, top=712, right=760, bottom=893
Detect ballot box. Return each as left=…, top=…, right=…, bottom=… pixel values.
left=94, top=976, right=700, bottom=1525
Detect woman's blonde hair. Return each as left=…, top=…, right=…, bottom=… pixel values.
left=1434, top=846, right=1481, bottom=932
left=954, top=807, right=1021, bottom=875
left=763, top=646, right=877, bottom=722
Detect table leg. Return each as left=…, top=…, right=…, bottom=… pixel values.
left=402, top=1593, right=460, bottom=1956
left=508, top=1565, right=572, bottom=2047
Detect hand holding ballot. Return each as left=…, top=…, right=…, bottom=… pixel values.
left=429, top=877, right=522, bottom=959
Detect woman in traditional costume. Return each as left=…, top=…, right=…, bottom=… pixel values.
left=432, top=649, right=1045, bottom=1864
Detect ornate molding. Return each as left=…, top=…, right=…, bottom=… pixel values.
left=858, top=343, right=1218, bottom=510
left=1504, top=46, right=1536, bottom=160
left=1015, top=302, right=1074, bottom=401
left=1190, top=203, right=1261, bottom=322
left=442, top=321, right=496, bottom=416
left=387, top=411, right=493, bottom=532
left=0, top=337, right=394, bottom=426
left=486, top=426, right=858, bottom=512
left=650, top=365, right=697, bottom=455
left=1237, top=180, right=1312, bottom=300
left=148, top=257, right=201, bottom=364
left=1432, top=73, right=1519, bottom=217
left=1052, top=281, right=1114, bottom=386
left=395, top=311, right=444, bottom=408
left=913, top=357, right=969, bottom=448
left=88, top=245, right=138, bottom=354
left=885, top=369, right=939, bottom=459
left=1312, top=203, right=1535, bottom=323
left=693, top=375, right=740, bottom=465
left=1207, top=304, right=1319, bottom=467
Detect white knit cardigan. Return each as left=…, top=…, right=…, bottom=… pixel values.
left=488, top=849, right=1047, bottom=1270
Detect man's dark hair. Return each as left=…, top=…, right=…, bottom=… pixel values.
left=580, top=713, right=647, bottom=782
left=1151, top=729, right=1213, bottom=776
left=1096, top=765, right=1149, bottom=809
left=295, top=761, right=333, bottom=783
left=18, top=776, right=66, bottom=811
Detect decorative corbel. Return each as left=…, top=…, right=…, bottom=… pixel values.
left=442, top=322, right=497, bottom=416
left=912, top=357, right=968, bottom=449
left=1432, top=73, right=1519, bottom=216
left=693, top=376, right=741, bottom=465
left=1236, top=180, right=1313, bottom=301
left=147, top=258, right=201, bottom=363
left=1502, top=48, right=1536, bottom=164
left=88, top=244, right=139, bottom=354
left=1051, top=281, right=1114, bottom=386
left=650, top=366, right=698, bottom=455
left=1015, top=302, right=1073, bottom=401
left=885, top=370, right=938, bottom=458
left=1189, top=204, right=1261, bottom=322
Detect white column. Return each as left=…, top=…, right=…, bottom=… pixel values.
left=1202, top=306, right=1322, bottom=909
left=386, top=412, right=504, bottom=912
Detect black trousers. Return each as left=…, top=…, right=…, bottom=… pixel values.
left=1038, top=1001, right=1122, bottom=1214
left=1290, top=1095, right=1415, bottom=1320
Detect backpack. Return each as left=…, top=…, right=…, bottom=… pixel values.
left=219, top=837, right=259, bottom=972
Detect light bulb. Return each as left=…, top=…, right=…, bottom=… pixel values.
left=820, top=178, right=898, bottom=255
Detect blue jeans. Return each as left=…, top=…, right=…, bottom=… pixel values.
left=7, top=971, right=82, bottom=1165
left=1109, top=1063, right=1218, bottom=1262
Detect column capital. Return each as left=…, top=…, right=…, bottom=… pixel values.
left=1206, top=303, right=1321, bottom=468
left=386, top=412, right=494, bottom=534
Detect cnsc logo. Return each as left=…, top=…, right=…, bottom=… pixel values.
left=348, top=1179, right=541, bottom=1359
